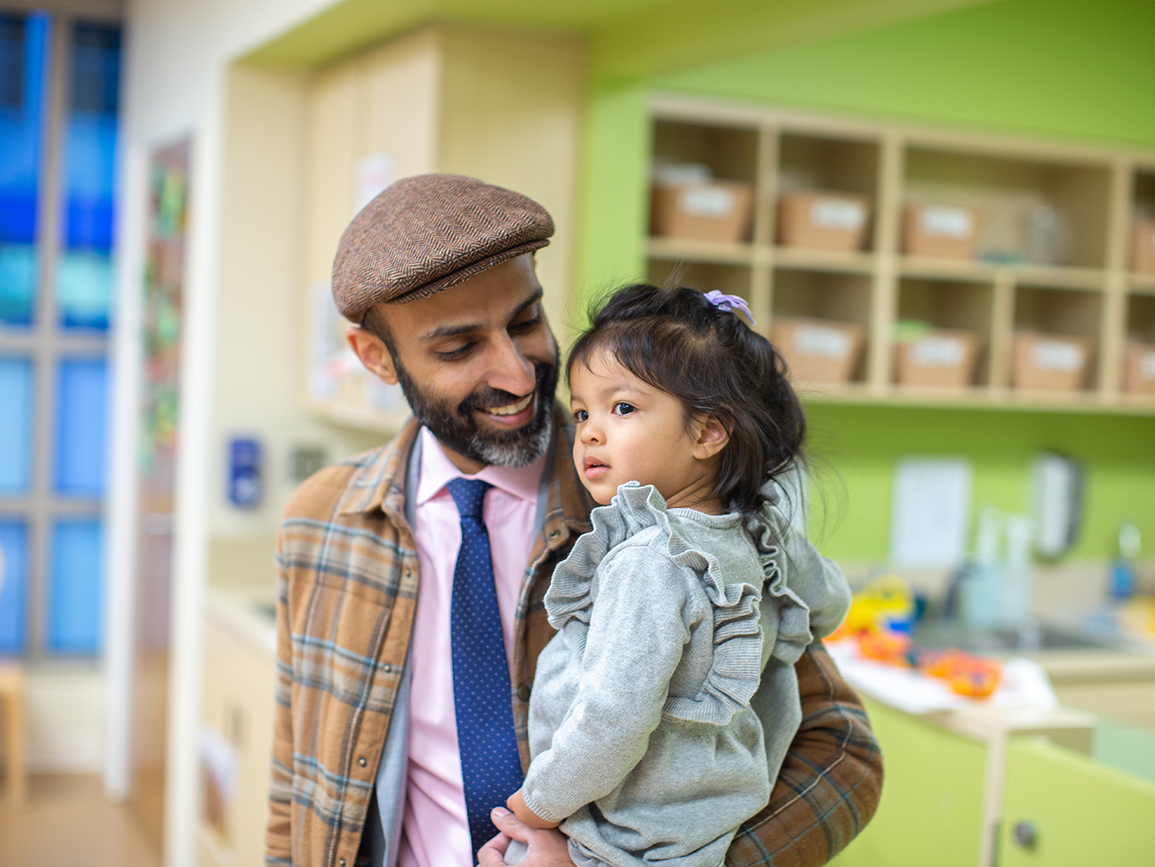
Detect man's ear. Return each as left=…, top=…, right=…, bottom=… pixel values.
left=346, top=325, right=399, bottom=385
left=691, top=414, right=730, bottom=460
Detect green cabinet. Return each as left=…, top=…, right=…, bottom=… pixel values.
left=830, top=699, right=987, bottom=867
left=832, top=699, right=1155, bottom=867
left=998, top=739, right=1155, bottom=867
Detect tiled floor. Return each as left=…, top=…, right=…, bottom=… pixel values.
left=0, top=775, right=161, bottom=867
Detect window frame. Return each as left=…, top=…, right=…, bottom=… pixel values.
left=0, top=5, right=120, bottom=659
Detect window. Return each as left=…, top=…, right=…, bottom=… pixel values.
left=0, top=10, right=120, bottom=657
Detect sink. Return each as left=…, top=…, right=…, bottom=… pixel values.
left=912, top=619, right=1110, bottom=654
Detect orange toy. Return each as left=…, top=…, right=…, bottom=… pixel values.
left=919, top=648, right=1001, bottom=698
left=856, top=630, right=912, bottom=666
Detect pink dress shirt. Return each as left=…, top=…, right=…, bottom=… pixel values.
left=399, top=427, right=544, bottom=867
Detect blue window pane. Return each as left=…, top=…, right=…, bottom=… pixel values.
left=0, top=12, right=48, bottom=328
left=55, top=357, right=108, bottom=496
left=0, top=357, right=34, bottom=494
left=0, top=521, right=28, bottom=654
left=48, top=518, right=104, bottom=653
left=57, top=22, right=120, bottom=331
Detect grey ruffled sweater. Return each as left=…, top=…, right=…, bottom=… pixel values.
left=522, top=482, right=850, bottom=867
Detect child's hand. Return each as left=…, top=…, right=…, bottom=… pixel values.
left=506, top=788, right=561, bottom=829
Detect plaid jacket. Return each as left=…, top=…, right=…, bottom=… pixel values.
left=266, top=410, right=882, bottom=867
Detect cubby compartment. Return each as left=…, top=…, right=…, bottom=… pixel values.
left=652, top=120, right=759, bottom=185
left=894, top=278, right=993, bottom=387
left=769, top=268, right=870, bottom=385
left=1011, top=285, right=1102, bottom=392
left=650, top=121, right=759, bottom=244
left=1123, top=294, right=1155, bottom=396
left=1130, top=170, right=1155, bottom=275
left=776, top=133, right=879, bottom=252
left=646, top=258, right=753, bottom=303
left=903, top=147, right=1111, bottom=269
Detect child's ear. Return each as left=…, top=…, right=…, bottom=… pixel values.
left=692, top=414, right=730, bottom=460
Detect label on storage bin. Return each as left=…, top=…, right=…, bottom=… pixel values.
left=911, top=337, right=965, bottom=368
left=918, top=206, right=973, bottom=239
left=1031, top=339, right=1083, bottom=372
left=679, top=186, right=735, bottom=218
left=810, top=198, right=865, bottom=231
left=794, top=325, right=851, bottom=359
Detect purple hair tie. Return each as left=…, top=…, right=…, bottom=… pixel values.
left=704, top=290, right=756, bottom=326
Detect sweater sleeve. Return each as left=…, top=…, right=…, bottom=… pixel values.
left=520, top=545, right=692, bottom=823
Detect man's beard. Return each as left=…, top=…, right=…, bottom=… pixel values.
left=393, top=356, right=558, bottom=468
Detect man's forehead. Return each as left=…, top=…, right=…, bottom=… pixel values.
left=379, top=260, right=544, bottom=340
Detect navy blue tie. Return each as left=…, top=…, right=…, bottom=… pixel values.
left=446, top=478, right=524, bottom=860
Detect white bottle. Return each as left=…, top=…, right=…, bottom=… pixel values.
left=1001, top=515, right=1037, bottom=641
left=962, top=507, right=1003, bottom=631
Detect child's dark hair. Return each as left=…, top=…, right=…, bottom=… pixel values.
left=567, top=284, right=806, bottom=514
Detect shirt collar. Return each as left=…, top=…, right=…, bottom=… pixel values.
left=414, top=426, right=546, bottom=507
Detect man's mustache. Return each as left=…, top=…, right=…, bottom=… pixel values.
left=456, top=363, right=554, bottom=416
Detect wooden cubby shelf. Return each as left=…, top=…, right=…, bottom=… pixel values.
left=646, top=94, right=1155, bottom=414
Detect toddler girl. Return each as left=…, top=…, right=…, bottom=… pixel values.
left=505, top=283, right=851, bottom=867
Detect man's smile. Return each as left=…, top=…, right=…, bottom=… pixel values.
left=476, top=391, right=536, bottom=426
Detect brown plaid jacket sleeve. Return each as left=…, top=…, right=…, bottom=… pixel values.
left=726, top=642, right=883, bottom=867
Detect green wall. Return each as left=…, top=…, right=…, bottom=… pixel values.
left=579, top=0, right=1155, bottom=562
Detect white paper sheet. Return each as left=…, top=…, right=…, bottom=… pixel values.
left=889, top=457, right=973, bottom=568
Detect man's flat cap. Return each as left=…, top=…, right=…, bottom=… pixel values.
left=332, top=173, right=553, bottom=320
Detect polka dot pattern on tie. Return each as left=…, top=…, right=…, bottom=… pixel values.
left=445, top=478, right=525, bottom=860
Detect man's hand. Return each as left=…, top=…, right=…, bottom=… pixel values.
left=477, top=807, right=575, bottom=867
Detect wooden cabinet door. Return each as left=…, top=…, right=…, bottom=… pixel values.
left=999, top=739, right=1155, bottom=867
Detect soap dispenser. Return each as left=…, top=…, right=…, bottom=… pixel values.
left=1110, top=522, right=1141, bottom=602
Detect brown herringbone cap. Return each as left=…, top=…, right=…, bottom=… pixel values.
left=332, top=173, right=554, bottom=320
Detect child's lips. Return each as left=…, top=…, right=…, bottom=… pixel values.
left=583, top=456, right=609, bottom=478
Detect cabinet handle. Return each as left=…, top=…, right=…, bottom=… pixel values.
left=1013, top=821, right=1038, bottom=850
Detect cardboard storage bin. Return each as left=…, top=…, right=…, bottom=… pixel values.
left=651, top=180, right=754, bottom=243
left=1011, top=332, right=1092, bottom=391
left=1130, top=219, right=1155, bottom=273
left=894, top=329, right=979, bottom=388
left=904, top=204, right=978, bottom=260
left=769, top=317, right=865, bottom=384
left=777, top=190, right=870, bottom=252
left=1122, top=341, right=1155, bottom=396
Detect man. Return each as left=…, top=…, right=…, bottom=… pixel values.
left=266, top=175, right=882, bottom=867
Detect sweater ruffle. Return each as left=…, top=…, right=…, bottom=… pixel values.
left=545, top=481, right=814, bottom=726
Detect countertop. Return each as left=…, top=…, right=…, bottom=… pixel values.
left=204, top=584, right=277, bottom=660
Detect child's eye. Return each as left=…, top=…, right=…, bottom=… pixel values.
left=573, top=409, right=588, bottom=423
left=614, top=402, right=635, bottom=416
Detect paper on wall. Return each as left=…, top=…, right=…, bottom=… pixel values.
left=889, top=457, right=973, bottom=568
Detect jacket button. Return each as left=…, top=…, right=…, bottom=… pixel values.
left=358, top=757, right=367, bottom=767
left=518, top=685, right=531, bottom=702
left=339, top=859, right=346, bottom=867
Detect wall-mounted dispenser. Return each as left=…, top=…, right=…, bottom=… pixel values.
left=227, top=437, right=263, bottom=509
left=1030, top=452, right=1084, bottom=559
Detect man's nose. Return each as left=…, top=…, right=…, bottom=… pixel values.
left=487, top=334, right=536, bottom=395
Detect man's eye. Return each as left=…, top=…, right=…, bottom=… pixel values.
left=510, top=315, right=541, bottom=334
left=614, top=402, right=635, bottom=416
left=572, top=409, right=588, bottom=423
left=434, top=343, right=473, bottom=360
